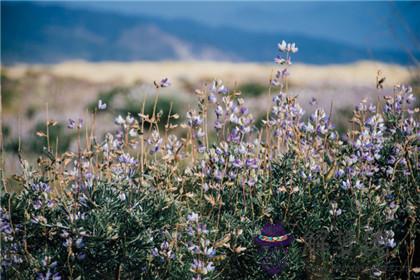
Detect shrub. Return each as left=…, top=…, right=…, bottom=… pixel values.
left=119, top=94, right=183, bottom=129
left=1, top=71, right=20, bottom=109
left=87, top=86, right=130, bottom=113
left=1, top=41, right=419, bottom=280
left=238, top=82, right=268, bottom=97
left=28, top=122, right=74, bottom=154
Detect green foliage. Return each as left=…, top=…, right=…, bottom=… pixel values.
left=87, top=86, right=129, bottom=113
left=28, top=122, right=74, bottom=154
left=120, top=95, right=183, bottom=129
left=1, top=45, right=419, bottom=279
left=333, top=106, right=353, bottom=135
left=1, top=71, right=20, bottom=109
left=238, top=82, right=268, bottom=97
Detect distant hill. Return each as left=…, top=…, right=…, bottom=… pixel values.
left=1, top=2, right=417, bottom=65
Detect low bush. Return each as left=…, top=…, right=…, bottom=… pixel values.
left=1, top=41, right=419, bottom=279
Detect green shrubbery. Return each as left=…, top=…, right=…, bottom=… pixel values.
left=1, top=41, right=419, bottom=279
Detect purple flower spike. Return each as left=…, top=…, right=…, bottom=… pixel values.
left=67, top=118, right=76, bottom=129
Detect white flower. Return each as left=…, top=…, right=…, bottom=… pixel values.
left=341, top=179, right=350, bottom=190
left=386, top=238, right=396, bottom=248
left=305, top=122, right=314, bottom=133
left=187, top=212, right=199, bottom=223
left=377, top=230, right=396, bottom=248
left=115, top=115, right=125, bottom=125
left=206, top=262, right=215, bottom=272
left=329, top=202, right=342, bottom=216
left=204, top=247, right=216, bottom=257
left=278, top=40, right=287, bottom=52
left=355, top=180, right=364, bottom=189
left=407, top=93, right=415, bottom=104
left=289, top=42, right=298, bottom=53
left=129, top=129, right=138, bottom=137
left=118, top=193, right=126, bottom=201
left=278, top=40, right=298, bottom=53
left=126, top=114, right=135, bottom=125
left=373, top=269, right=383, bottom=277
left=159, top=77, right=171, bottom=88
left=98, top=99, right=107, bottom=110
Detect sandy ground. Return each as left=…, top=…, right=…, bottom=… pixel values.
left=4, top=60, right=414, bottom=87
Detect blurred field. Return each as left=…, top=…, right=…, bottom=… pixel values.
left=1, top=60, right=419, bottom=174
left=5, top=60, right=412, bottom=85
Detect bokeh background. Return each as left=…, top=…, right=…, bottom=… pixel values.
left=1, top=1, right=420, bottom=175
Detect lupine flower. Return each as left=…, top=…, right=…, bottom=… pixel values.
left=329, top=202, right=342, bottom=216
left=186, top=110, right=203, bottom=128
left=67, top=118, right=76, bottom=129
left=407, top=93, right=415, bottom=104
left=187, top=212, right=199, bottom=223
left=246, top=178, right=256, bottom=187
left=335, top=169, right=345, bottom=178
left=3, top=37, right=418, bottom=279
left=245, top=158, right=259, bottom=169
left=188, top=243, right=200, bottom=253
left=274, top=56, right=291, bottom=65
left=354, top=180, right=364, bottom=189
left=377, top=230, right=396, bottom=248
left=147, top=130, right=163, bottom=154
left=1, top=208, right=14, bottom=238
left=159, top=77, right=171, bottom=88
left=59, top=231, right=69, bottom=239
left=341, top=179, right=351, bottom=190
left=210, top=80, right=228, bottom=95
left=208, top=94, right=217, bottom=103
left=126, top=114, right=135, bottom=125
left=309, top=97, right=317, bottom=106
left=373, top=269, right=383, bottom=277
left=277, top=41, right=287, bottom=52
left=196, top=224, right=209, bottom=235
left=191, top=259, right=206, bottom=274
left=118, top=153, right=138, bottom=165
left=75, top=238, right=85, bottom=249
left=63, top=238, right=72, bottom=248
left=204, top=247, right=216, bottom=257
left=277, top=40, right=298, bottom=53
left=77, top=253, right=86, bottom=261
left=98, top=99, right=107, bottom=110
left=276, top=68, right=289, bottom=79
left=151, top=248, right=159, bottom=257
left=129, top=128, right=138, bottom=137
left=118, top=193, right=126, bottom=201
left=215, top=105, right=223, bottom=118
left=31, top=182, right=51, bottom=193
left=33, top=199, right=42, bottom=210
left=36, top=272, right=61, bottom=280
left=115, top=115, right=125, bottom=126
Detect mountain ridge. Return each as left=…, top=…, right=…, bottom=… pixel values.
left=1, top=2, right=417, bottom=65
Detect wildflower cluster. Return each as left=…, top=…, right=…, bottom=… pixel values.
left=186, top=213, right=218, bottom=280
left=1, top=41, right=419, bottom=279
